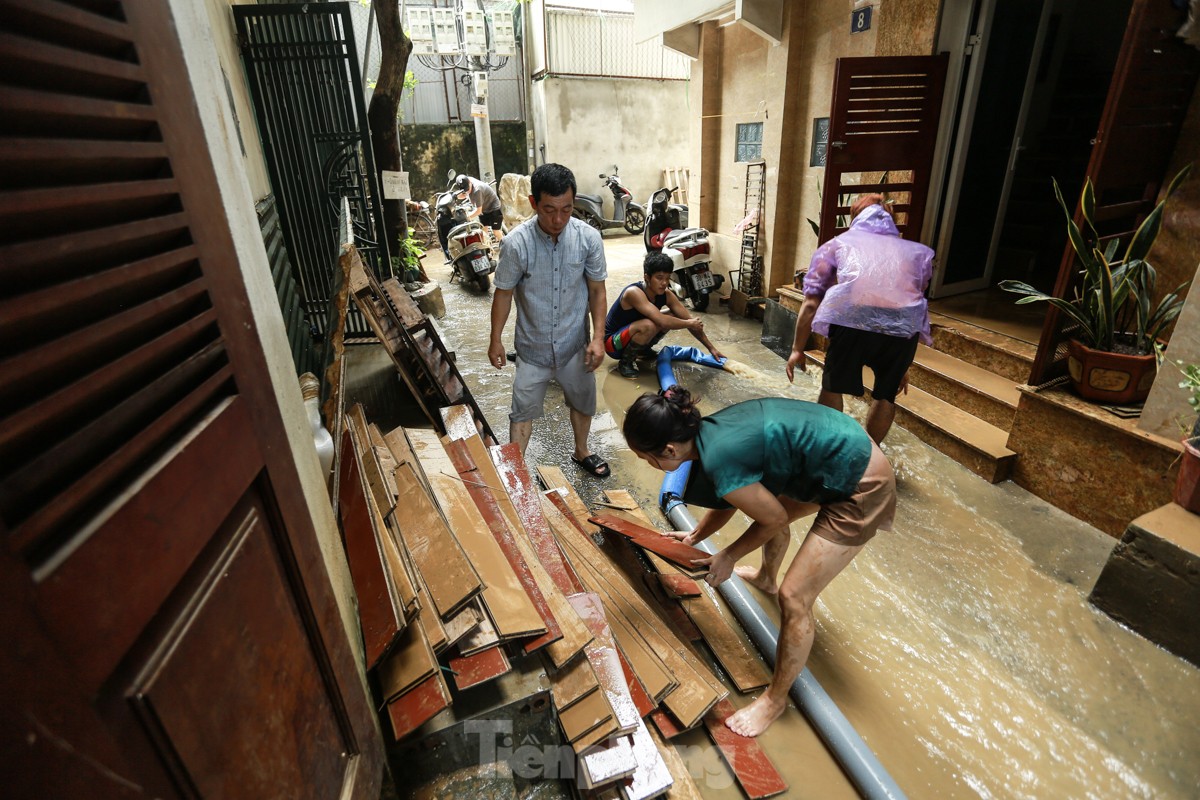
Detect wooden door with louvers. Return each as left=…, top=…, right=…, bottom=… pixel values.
left=1028, top=0, right=1200, bottom=384
left=818, top=54, right=950, bottom=244
left=0, top=1, right=383, bottom=798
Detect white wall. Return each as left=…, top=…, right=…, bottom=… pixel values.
left=536, top=76, right=692, bottom=214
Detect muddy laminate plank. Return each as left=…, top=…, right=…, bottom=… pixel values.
left=571, top=713, right=620, bottom=756
left=442, top=602, right=483, bottom=650
left=407, top=429, right=545, bottom=639
left=616, top=641, right=656, bottom=718
left=347, top=405, right=396, bottom=517
left=559, top=688, right=616, bottom=743
left=492, top=444, right=585, bottom=594
left=458, top=600, right=502, bottom=656
left=386, top=671, right=451, bottom=740
left=377, top=616, right=438, bottom=701
left=579, top=735, right=636, bottom=790
left=390, top=460, right=481, bottom=620
left=602, top=490, right=686, bottom=578
left=590, top=514, right=710, bottom=578
left=440, top=403, right=481, bottom=441
left=681, top=596, right=771, bottom=692
left=448, top=645, right=511, bottom=691
left=549, top=650, right=601, bottom=710
left=660, top=573, right=704, bottom=598
left=703, top=699, right=788, bottom=799
left=553, top=508, right=726, bottom=729
left=568, top=593, right=640, bottom=735
left=336, top=429, right=404, bottom=669
left=649, top=707, right=687, bottom=740
left=622, top=719, right=674, bottom=800
left=646, top=722, right=704, bottom=800
left=443, top=438, right=562, bottom=653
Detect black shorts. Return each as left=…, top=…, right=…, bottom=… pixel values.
left=823, top=325, right=919, bottom=403
left=480, top=209, right=503, bottom=229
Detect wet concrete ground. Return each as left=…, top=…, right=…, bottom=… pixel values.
left=417, top=233, right=1200, bottom=799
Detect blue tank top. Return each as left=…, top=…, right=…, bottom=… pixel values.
left=605, top=282, right=668, bottom=338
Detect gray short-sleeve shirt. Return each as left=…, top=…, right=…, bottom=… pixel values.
left=495, top=216, right=607, bottom=368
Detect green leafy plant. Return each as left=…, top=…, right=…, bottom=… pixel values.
left=1000, top=164, right=1192, bottom=355
left=1167, top=356, right=1200, bottom=441
left=391, top=227, right=426, bottom=283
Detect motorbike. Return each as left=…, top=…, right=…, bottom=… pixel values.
left=572, top=168, right=645, bottom=234
left=643, top=186, right=723, bottom=312
left=436, top=187, right=495, bottom=292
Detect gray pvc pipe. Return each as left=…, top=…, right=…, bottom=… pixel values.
left=666, top=502, right=907, bottom=800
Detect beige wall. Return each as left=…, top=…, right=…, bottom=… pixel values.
left=202, top=0, right=273, bottom=202
left=535, top=76, right=692, bottom=215
left=173, top=0, right=365, bottom=677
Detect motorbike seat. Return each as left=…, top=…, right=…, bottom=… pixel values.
left=575, top=193, right=603, bottom=205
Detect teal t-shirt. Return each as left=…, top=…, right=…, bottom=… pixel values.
left=682, top=398, right=872, bottom=509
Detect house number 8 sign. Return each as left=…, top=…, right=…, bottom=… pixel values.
left=851, top=5, right=872, bottom=33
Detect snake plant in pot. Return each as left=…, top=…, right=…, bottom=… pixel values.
left=999, top=164, right=1192, bottom=404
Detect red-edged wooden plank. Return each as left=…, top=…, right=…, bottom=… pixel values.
left=649, top=707, right=687, bottom=739
left=703, top=700, right=789, bottom=799
left=337, top=430, right=403, bottom=669
left=615, top=642, right=655, bottom=719
left=386, top=672, right=450, bottom=740
left=448, top=645, right=511, bottom=691
left=660, top=572, right=703, bottom=598
left=568, top=593, right=640, bottom=735
left=492, top=443, right=585, bottom=594
left=664, top=601, right=703, bottom=642
left=444, top=439, right=562, bottom=654
left=588, top=515, right=710, bottom=577
left=545, top=488, right=589, bottom=534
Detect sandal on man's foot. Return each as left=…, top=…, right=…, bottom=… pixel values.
left=572, top=453, right=610, bottom=478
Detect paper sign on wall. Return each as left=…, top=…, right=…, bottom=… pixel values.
left=381, top=171, right=410, bottom=200
left=471, top=103, right=488, bottom=119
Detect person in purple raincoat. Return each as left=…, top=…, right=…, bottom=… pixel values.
left=786, top=194, right=934, bottom=443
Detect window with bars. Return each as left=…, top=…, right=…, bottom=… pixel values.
left=736, top=122, right=763, bottom=162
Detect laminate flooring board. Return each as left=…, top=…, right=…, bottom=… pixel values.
left=620, top=720, right=674, bottom=800
left=443, top=438, right=560, bottom=652
left=616, top=642, right=656, bottom=718
left=457, top=601, right=501, bottom=656
left=600, top=494, right=686, bottom=579
left=680, top=596, right=771, bottom=693
left=660, top=573, right=703, bottom=598
left=548, top=509, right=676, bottom=703
left=377, top=615, right=439, bottom=701
left=568, top=593, right=640, bottom=735
left=665, top=602, right=703, bottom=643
left=549, top=650, right=601, bottom=711
left=579, top=735, right=636, bottom=790
left=386, top=671, right=451, bottom=741
left=347, top=405, right=396, bottom=517
left=440, top=403, right=483, bottom=441
left=413, top=575, right=448, bottom=653
left=589, top=515, right=710, bottom=579
left=570, top=714, right=620, bottom=756
left=391, top=460, right=481, bottom=620
left=336, top=429, right=404, bottom=669
left=703, top=700, right=788, bottom=799
left=553, top=512, right=726, bottom=729
left=649, top=708, right=687, bottom=740
left=559, top=688, right=616, bottom=743
left=442, top=602, right=483, bottom=650
left=407, top=429, right=544, bottom=639
left=646, top=723, right=704, bottom=800
left=448, top=645, right=511, bottom=691
left=492, top=444, right=585, bottom=594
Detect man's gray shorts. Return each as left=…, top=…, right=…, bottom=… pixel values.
left=510, top=348, right=597, bottom=423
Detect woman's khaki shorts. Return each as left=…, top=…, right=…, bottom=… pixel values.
left=809, top=442, right=896, bottom=546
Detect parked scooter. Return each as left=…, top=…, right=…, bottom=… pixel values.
left=436, top=184, right=495, bottom=292
left=572, top=168, right=645, bottom=234
left=644, top=186, right=723, bottom=311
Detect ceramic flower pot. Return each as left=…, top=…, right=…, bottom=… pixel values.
left=1175, top=440, right=1200, bottom=514
left=1066, top=339, right=1158, bottom=404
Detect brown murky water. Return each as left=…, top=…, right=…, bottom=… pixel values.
left=423, top=236, right=1200, bottom=799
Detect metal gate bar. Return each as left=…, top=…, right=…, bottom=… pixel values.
left=235, top=2, right=390, bottom=337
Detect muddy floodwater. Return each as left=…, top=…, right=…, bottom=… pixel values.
left=423, top=236, right=1200, bottom=799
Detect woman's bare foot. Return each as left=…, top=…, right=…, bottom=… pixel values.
left=733, top=565, right=778, bottom=595
left=726, top=694, right=787, bottom=737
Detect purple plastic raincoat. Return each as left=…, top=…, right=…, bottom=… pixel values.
left=802, top=205, right=934, bottom=344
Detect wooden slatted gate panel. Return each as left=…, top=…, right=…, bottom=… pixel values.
left=818, top=54, right=949, bottom=245
left=0, top=1, right=382, bottom=797
left=1029, top=0, right=1200, bottom=384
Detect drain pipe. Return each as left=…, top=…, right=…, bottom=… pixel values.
left=655, top=354, right=906, bottom=800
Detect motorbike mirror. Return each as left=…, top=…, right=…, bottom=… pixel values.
left=598, top=173, right=606, bottom=179
left=613, top=165, right=619, bottom=173
left=447, top=169, right=457, bottom=183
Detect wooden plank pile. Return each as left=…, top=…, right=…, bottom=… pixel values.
left=334, top=401, right=787, bottom=799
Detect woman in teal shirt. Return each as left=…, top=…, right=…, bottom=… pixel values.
left=623, top=385, right=896, bottom=738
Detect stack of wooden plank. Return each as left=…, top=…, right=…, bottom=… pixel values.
left=334, top=401, right=787, bottom=799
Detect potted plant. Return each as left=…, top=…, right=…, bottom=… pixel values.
left=1171, top=359, right=1200, bottom=513
left=1000, top=165, right=1192, bottom=404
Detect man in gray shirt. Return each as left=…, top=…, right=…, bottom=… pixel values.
left=488, top=163, right=611, bottom=477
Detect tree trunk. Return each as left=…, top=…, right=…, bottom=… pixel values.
left=368, top=1, right=427, bottom=281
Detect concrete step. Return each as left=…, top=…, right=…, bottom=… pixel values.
left=908, top=344, right=1021, bottom=432
left=928, top=311, right=1037, bottom=384
left=806, top=349, right=1017, bottom=483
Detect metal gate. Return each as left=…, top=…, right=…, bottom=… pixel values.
left=235, top=2, right=390, bottom=337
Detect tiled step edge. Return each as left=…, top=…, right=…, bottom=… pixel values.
left=928, top=312, right=1036, bottom=384
left=806, top=350, right=1017, bottom=483
left=908, top=345, right=1021, bottom=432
